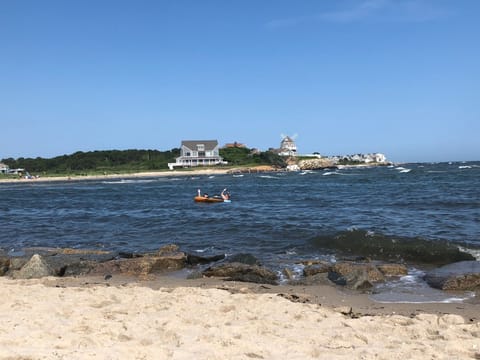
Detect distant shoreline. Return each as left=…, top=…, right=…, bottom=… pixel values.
left=0, top=168, right=232, bottom=184
left=0, top=163, right=398, bottom=184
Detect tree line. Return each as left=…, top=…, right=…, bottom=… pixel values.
left=1, top=147, right=286, bottom=175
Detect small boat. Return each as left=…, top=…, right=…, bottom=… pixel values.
left=194, top=196, right=230, bottom=203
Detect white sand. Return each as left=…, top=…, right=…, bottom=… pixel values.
left=0, top=168, right=230, bottom=184
left=1, top=278, right=479, bottom=359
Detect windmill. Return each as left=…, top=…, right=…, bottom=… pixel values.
left=279, top=133, right=298, bottom=156
left=280, top=133, right=298, bottom=141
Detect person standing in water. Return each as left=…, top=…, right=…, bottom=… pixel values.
left=221, top=188, right=230, bottom=200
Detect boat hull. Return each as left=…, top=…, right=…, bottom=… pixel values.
left=194, top=196, right=225, bottom=203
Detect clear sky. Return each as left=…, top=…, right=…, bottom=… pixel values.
left=1, top=0, right=479, bottom=163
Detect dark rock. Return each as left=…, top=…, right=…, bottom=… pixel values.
left=226, top=253, right=261, bottom=266
left=202, top=263, right=278, bottom=285
left=91, top=252, right=187, bottom=276
left=62, top=260, right=98, bottom=277
left=328, top=262, right=385, bottom=290
left=424, top=261, right=480, bottom=291
left=117, top=251, right=143, bottom=259
left=0, top=256, right=10, bottom=276
left=0, top=256, right=9, bottom=276
left=311, top=230, right=475, bottom=266
left=303, top=262, right=332, bottom=277
left=186, top=253, right=226, bottom=266
left=11, top=254, right=55, bottom=279
left=42, top=252, right=116, bottom=277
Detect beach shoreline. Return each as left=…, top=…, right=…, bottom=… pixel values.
left=38, top=273, right=480, bottom=320
left=1, top=274, right=479, bottom=359
left=0, top=168, right=232, bottom=184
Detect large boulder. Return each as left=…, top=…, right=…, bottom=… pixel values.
left=11, top=254, right=55, bottom=279
left=91, top=252, right=187, bottom=277
left=43, top=251, right=116, bottom=276
left=311, top=230, right=475, bottom=266
left=202, top=263, right=278, bottom=285
left=186, top=253, right=226, bottom=266
left=424, top=261, right=480, bottom=291
left=303, top=262, right=332, bottom=277
left=328, top=262, right=385, bottom=290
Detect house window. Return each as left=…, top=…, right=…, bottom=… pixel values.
left=198, top=151, right=205, bottom=157
left=185, top=152, right=191, bottom=157
left=197, top=144, right=205, bottom=151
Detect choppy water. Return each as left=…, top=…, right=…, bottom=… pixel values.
left=1, top=161, right=479, bottom=302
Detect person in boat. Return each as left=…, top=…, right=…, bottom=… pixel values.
left=221, top=188, right=230, bottom=200
left=197, top=189, right=209, bottom=198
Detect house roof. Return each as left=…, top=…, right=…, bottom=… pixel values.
left=181, top=140, right=218, bottom=151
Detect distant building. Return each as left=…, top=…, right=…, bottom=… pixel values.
left=278, top=136, right=297, bottom=156
left=0, top=163, right=9, bottom=174
left=168, top=140, right=226, bottom=170
left=223, top=142, right=246, bottom=149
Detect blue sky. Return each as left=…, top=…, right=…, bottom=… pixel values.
left=1, top=0, right=479, bottom=162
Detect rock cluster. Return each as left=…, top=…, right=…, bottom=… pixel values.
left=298, top=158, right=335, bottom=170
left=1, top=245, right=479, bottom=292
left=424, top=261, right=480, bottom=291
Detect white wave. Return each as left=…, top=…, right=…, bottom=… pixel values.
left=258, top=175, right=278, bottom=179
left=372, top=293, right=475, bottom=304
left=322, top=171, right=339, bottom=176
left=277, top=264, right=304, bottom=283
left=395, top=167, right=412, bottom=173
left=208, top=175, right=215, bottom=179
left=232, top=174, right=244, bottom=178
left=459, top=165, right=472, bottom=169
left=371, top=267, right=476, bottom=304
left=194, top=247, right=215, bottom=253
left=458, top=246, right=480, bottom=261
left=102, top=179, right=156, bottom=184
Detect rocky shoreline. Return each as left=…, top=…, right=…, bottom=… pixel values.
left=2, top=244, right=479, bottom=295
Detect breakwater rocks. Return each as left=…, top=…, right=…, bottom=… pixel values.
left=1, top=244, right=479, bottom=292
left=227, top=165, right=277, bottom=174
left=311, top=230, right=475, bottom=266
left=297, top=158, right=335, bottom=170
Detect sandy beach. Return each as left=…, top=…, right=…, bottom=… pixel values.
left=1, top=275, right=479, bottom=359
left=0, top=168, right=234, bottom=184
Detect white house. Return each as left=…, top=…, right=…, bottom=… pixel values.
left=278, top=136, right=297, bottom=157
left=168, top=140, right=226, bottom=170
left=0, top=163, right=9, bottom=174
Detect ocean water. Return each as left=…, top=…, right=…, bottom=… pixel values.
left=1, top=161, right=479, bottom=302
